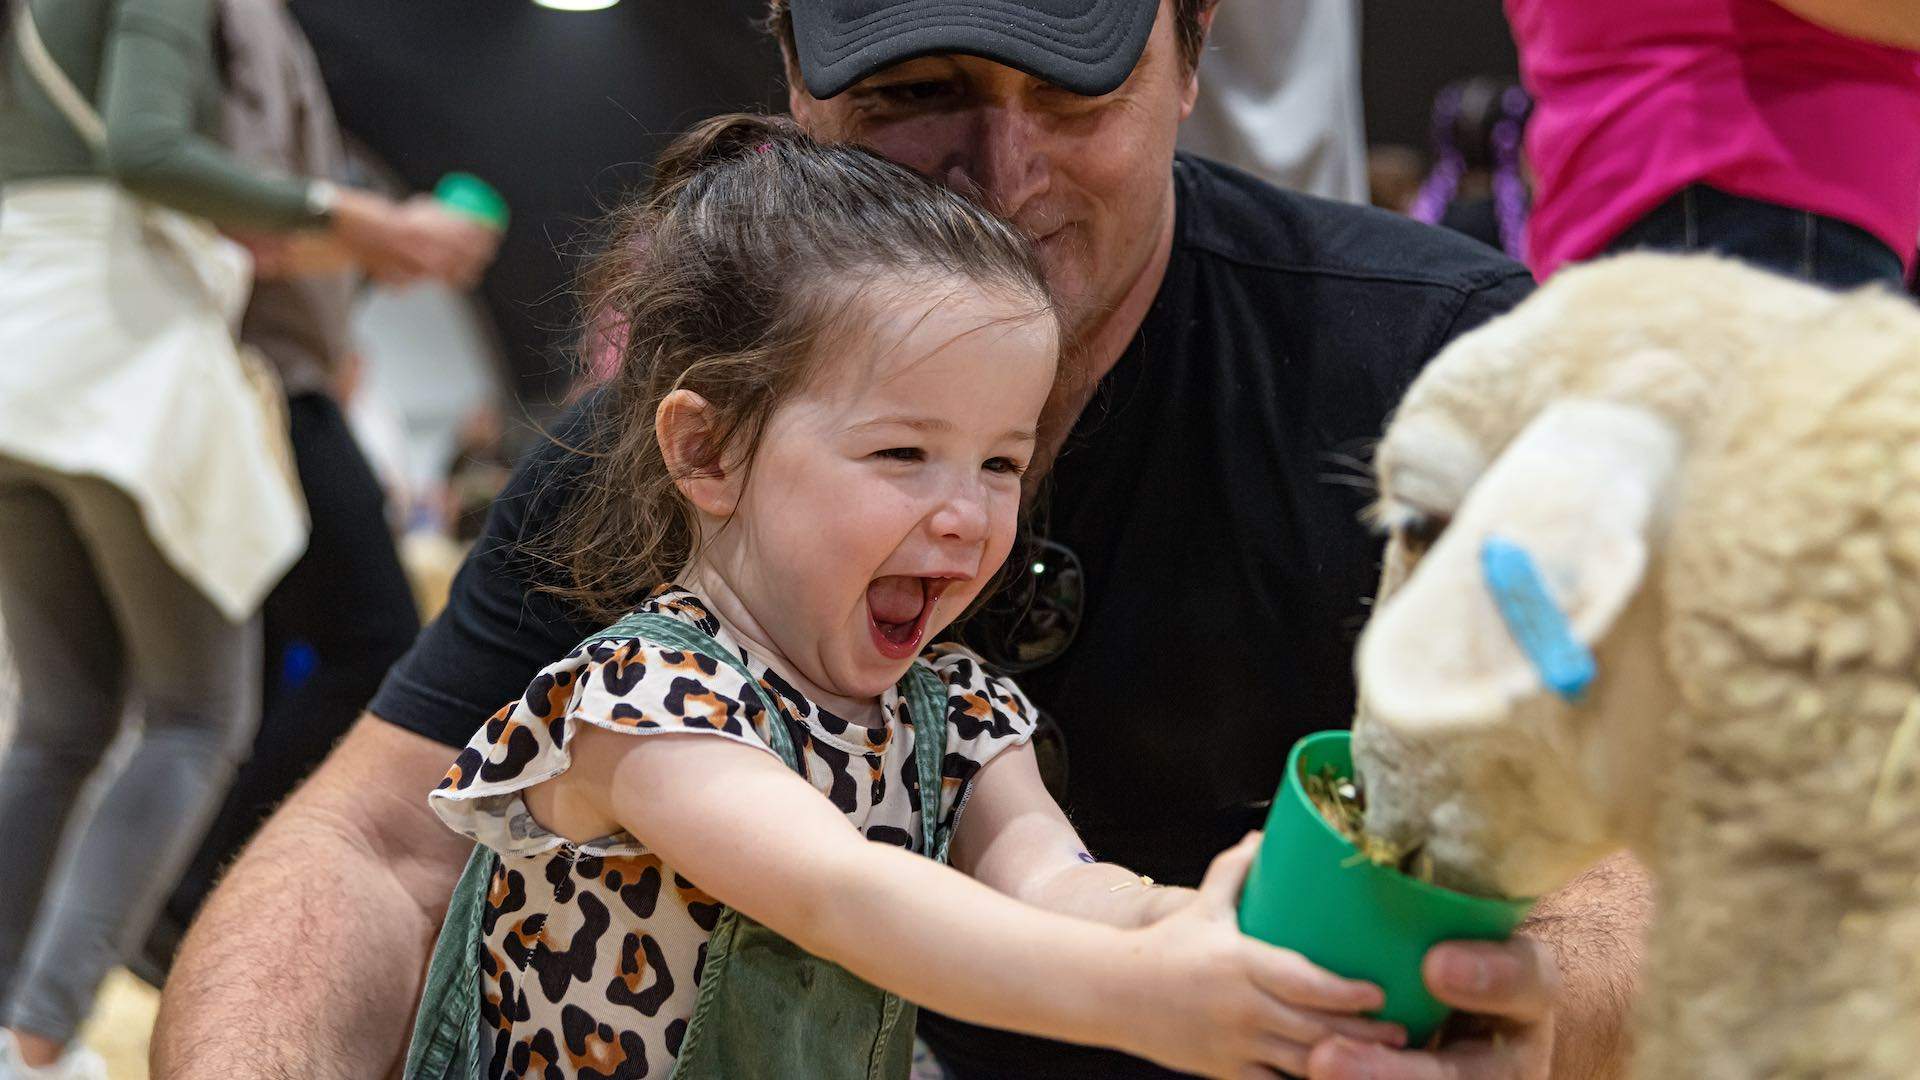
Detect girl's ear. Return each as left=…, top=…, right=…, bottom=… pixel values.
left=657, top=389, right=741, bottom=517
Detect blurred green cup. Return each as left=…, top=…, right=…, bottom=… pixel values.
left=433, top=172, right=509, bottom=231
left=1237, top=730, right=1534, bottom=1045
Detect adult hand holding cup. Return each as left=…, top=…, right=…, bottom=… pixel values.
left=326, top=177, right=503, bottom=288
left=1237, top=731, right=1535, bottom=1046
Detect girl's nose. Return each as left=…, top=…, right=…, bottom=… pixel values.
left=930, top=480, right=991, bottom=545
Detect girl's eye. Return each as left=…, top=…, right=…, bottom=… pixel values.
left=875, top=447, right=924, bottom=463
left=984, top=457, right=1027, bottom=476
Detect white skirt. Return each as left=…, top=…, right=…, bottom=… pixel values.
left=0, top=180, right=307, bottom=621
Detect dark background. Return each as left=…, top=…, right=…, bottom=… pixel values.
left=290, top=0, right=1517, bottom=409
left=1363, top=0, right=1520, bottom=147
left=291, top=0, right=786, bottom=410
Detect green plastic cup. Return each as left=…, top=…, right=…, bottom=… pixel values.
left=433, top=172, right=509, bottom=231
left=1237, top=730, right=1534, bottom=1045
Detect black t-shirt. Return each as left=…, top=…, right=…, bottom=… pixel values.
left=369, top=154, right=1533, bottom=1079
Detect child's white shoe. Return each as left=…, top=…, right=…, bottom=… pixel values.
left=0, top=1032, right=108, bottom=1080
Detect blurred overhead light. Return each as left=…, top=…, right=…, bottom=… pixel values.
left=534, top=0, right=619, bottom=9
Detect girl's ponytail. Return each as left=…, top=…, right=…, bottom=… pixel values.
left=642, top=112, right=807, bottom=215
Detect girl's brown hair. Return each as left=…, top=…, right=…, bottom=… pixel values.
left=544, top=112, right=1055, bottom=623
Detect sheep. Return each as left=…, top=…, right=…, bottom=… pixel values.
left=1349, top=252, right=1920, bottom=1080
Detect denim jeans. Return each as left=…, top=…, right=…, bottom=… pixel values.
left=0, top=460, right=259, bottom=1043
left=138, top=392, right=420, bottom=983
left=1606, top=184, right=1907, bottom=290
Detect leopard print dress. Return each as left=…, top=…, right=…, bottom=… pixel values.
left=430, top=586, right=1037, bottom=1080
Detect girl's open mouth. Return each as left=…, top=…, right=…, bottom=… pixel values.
left=866, top=575, right=954, bottom=660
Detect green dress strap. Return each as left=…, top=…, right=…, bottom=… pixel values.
left=590, top=612, right=801, bottom=765
left=590, top=610, right=950, bottom=856
left=400, top=843, right=494, bottom=1080
left=404, top=609, right=956, bottom=1080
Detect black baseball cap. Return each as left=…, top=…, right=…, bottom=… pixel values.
left=789, top=0, right=1161, bottom=100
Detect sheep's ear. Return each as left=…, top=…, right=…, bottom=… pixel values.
left=1358, top=400, right=1682, bottom=728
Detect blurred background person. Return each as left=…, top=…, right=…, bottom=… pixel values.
left=1406, top=75, right=1532, bottom=262
left=1365, top=142, right=1425, bottom=213
left=134, top=0, right=503, bottom=982
left=1176, top=0, right=1368, bottom=201
left=0, top=0, right=491, bottom=1073
left=1511, top=0, right=1920, bottom=287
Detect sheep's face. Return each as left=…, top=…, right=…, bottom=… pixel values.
left=1354, top=399, right=1685, bottom=899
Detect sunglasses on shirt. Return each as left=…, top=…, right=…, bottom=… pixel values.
left=964, top=534, right=1085, bottom=675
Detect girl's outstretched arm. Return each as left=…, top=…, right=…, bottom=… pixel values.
left=947, top=739, right=1419, bottom=1051
left=950, top=739, right=1193, bottom=927
left=560, top=725, right=1405, bottom=1079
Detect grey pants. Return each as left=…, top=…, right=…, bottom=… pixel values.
left=0, top=458, right=260, bottom=1043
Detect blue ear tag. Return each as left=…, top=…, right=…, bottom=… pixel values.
left=1481, top=536, right=1596, bottom=703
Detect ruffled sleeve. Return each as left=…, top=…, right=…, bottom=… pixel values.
left=429, top=635, right=782, bottom=857
left=920, top=643, right=1039, bottom=817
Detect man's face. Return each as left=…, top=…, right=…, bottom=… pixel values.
left=789, top=1, right=1201, bottom=340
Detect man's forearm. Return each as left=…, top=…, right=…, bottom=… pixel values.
left=1520, top=851, right=1653, bottom=1080
left=152, top=717, right=472, bottom=1080
left=153, top=811, right=444, bottom=1078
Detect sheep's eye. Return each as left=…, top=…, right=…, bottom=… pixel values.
left=1400, top=512, right=1451, bottom=555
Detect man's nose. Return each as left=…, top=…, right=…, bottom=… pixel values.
left=945, top=108, right=1051, bottom=220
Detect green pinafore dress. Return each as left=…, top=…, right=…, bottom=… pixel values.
left=402, top=612, right=955, bottom=1079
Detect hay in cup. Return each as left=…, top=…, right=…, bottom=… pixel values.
left=1301, top=763, right=1435, bottom=883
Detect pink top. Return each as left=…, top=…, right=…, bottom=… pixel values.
left=1508, top=0, right=1920, bottom=279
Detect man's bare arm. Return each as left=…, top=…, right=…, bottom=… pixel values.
left=152, top=715, right=473, bottom=1080
left=1308, top=850, right=1651, bottom=1079
left=1522, top=851, right=1652, bottom=1079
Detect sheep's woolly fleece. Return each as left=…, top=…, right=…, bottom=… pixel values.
left=1378, top=253, right=1920, bottom=1079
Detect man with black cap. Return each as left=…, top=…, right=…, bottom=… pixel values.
left=154, top=3, right=1647, bottom=1078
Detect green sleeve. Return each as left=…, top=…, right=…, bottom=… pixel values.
left=96, top=0, right=326, bottom=229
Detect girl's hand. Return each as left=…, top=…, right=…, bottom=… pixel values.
left=1111, top=833, right=1408, bottom=1078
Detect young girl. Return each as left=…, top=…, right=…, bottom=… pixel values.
left=410, top=114, right=1405, bottom=1080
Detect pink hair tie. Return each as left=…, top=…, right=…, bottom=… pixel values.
left=754, top=142, right=773, bottom=154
